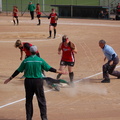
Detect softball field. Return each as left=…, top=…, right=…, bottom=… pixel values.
left=0, top=16, right=120, bottom=120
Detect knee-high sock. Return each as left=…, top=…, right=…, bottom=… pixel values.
left=13, top=20, right=15, bottom=24
left=16, top=18, right=19, bottom=25
left=69, top=72, right=74, bottom=82
left=54, top=29, right=56, bottom=37
left=49, top=30, right=52, bottom=37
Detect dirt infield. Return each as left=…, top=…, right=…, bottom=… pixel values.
left=0, top=16, right=120, bottom=120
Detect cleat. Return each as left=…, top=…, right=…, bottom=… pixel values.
left=101, top=79, right=110, bottom=83
left=47, top=36, right=51, bottom=39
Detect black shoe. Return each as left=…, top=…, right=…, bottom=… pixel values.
left=117, top=76, right=120, bottom=79
left=53, top=36, right=56, bottom=39
left=47, top=36, right=51, bottom=39
left=101, top=79, right=110, bottom=83
left=37, top=23, right=40, bottom=25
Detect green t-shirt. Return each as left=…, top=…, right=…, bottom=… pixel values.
left=17, top=55, right=51, bottom=78
left=28, top=4, right=35, bottom=11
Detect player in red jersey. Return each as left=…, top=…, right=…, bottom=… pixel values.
left=15, top=40, right=40, bottom=60
left=15, top=40, right=40, bottom=79
left=13, top=6, right=19, bottom=25
left=48, top=8, right=58, bottom=39
left=36, top=3, right=41, bottom=25
left=56, top=35, right=77, bottom=85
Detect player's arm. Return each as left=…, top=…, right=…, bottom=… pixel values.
left=48, top=14, right=51, bottom=19
left=72, top=44, right=77, bottom=54
left=58, top=43, right=62, bottom=54
left=20, top=49, right=23, bottom=61
left=70, top=42, right=77, bottom=53
left=55, top=13, right=58, bottom=20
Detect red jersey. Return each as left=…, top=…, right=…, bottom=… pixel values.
left=36, top=6, right=41, bottom=15
left=49, top=13, right=57, bottom=23
left=117, top=5, right=120, bottom=12
left=13, top=9, right=18, bottom=17
left=22, top=42, right=33, bottom=57
left=61, top=42, right=75, bottom=62
left=37, top=11, right=41, bottom=15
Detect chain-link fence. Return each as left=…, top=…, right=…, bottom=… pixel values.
left=1, top=0, right=100, bottom=16
left=100, top=0, right=120, bottom=13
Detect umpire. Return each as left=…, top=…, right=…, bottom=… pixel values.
left=4, top=45, right=64, bottom=120
left=99, top=40, right=120, bottom=83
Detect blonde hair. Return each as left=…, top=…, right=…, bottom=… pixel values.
left=15, top=40, right=22, bottom=48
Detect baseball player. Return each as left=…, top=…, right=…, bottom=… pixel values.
left=47, top=8, right=58, bottom=39
left=56, top=35, right=77, bottom=86
left=43, top=77, right=69, bottom=91
left=99, top=40, right=120, bottom=83
left=36, top=3, right=41, bottom=25
left=4, top=45, right=66, bottom=120
left=13, top=6, right=19, bottom=25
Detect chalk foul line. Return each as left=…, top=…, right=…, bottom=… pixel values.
left=0, top=65, right=120, bottom=109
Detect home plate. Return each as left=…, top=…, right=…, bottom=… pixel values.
left=60, top=83, right=68, bottom=87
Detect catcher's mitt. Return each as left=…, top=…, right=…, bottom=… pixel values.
left=55, top=16, right=58, bottom=20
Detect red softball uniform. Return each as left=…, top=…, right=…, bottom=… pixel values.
left=37, top=11, right=41, bottom=15
left=13, top=9, right=18, bottom=17
left=22, top=42, right=33, bottom=56
left=61, top=43, right=75, bottom=62
left=49, top=13, right=57, bottom=23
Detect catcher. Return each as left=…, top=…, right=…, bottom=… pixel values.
left=56, top=35, right=77, bottom=86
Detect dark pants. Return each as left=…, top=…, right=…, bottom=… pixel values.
left=30, top=11, right=34, bottom=19
left=24, top=78, right=47, bottom=120
left=103, top=56, right=120, bottom=79
left=43, top=77, right=60, bottom=85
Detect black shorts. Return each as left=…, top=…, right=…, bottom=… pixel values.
left=37, top=14, right=41, bottom=18
left=60, top=61, right=75, bottom=67
left=14, top=16, right=18, bottom=19
left=50, top=23, right=57, bottom=27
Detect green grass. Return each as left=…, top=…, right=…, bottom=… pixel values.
left=2, top=0, right=99, bottom=12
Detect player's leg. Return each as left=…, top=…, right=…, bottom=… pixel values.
left=68, top=66, right=74, bottom=83
left=16, top=16, right=19, bottom=25
left=48, top=25, right=52, bottom=38
left=53, top=24, right=57, bottom=38
left=37, top=15, right=41, bottom=25
left=13, top=17, right=16, bottom=25
left=56, top=65, right=66, bottom=79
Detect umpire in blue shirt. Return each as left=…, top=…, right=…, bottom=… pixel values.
left=99, top=40, right=120, bottom=83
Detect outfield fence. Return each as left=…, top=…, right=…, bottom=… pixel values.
left=0, top=0, right=99, bottom=16
left=0, top=0, right=120, bottom=16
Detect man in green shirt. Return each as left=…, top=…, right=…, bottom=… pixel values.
left=4, top=45, right=64, bottom=120
left=28, top=1, right=35, bottom=20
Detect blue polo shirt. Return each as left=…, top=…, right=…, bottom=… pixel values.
left=102, top=44, right=117, bottom=60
